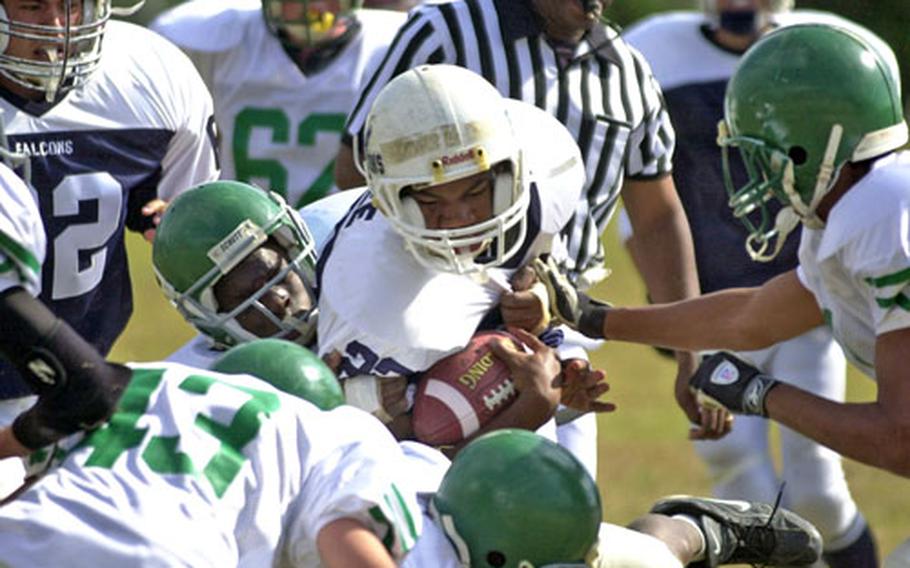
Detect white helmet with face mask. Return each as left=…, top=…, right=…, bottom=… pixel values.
left=363, top=64, right=529, bottom=275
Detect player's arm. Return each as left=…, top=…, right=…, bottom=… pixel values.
left=538, top=262, right=822, bottom=352
left=764, top=327, right=910, bottom=477
left=604, top=269, right=823, bottom=352
left=0, top=287, right=131, bottom=452
left=317, top=518, right=397, bottom=568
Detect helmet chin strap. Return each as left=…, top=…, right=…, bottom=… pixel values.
left=748, top=124, right=844, bottom=261
left=784, top=123, right=843, bottom=230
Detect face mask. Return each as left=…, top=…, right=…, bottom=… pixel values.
left=718, top=10, right=758, bottom=35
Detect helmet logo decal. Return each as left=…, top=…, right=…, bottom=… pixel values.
left=378, top=121, right=492, bottom=165
left=208, top=219, right=267, bottom=272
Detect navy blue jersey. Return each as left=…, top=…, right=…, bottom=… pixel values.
left=0, top=21, right=218, bottom=398
left=625, top=13, right=800, bottom=294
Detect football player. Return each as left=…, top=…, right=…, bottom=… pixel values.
left=0, top=0, right=219, bottom=470
left=151, top=0, right=409, bottom=209
left=316, top=63, right=618, bottom=462
left=534, top=23, right=910, bottom=566
left=0, top=338, right=420, bottom=567
left=620, top=3, right=879, bottom=565
left=404, top=428, right=823, bottom=568
left=151, top=178, right=579, bottom=454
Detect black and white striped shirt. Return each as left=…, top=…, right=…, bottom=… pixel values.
left=345, top=0, right=675, bottom=282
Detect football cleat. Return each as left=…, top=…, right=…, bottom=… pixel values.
left=650, top=495, right=822, bottom=567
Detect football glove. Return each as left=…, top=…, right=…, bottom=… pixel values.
left=531, top=255, right=611, bottom=338
left=689, top=352, right=780, bottom=417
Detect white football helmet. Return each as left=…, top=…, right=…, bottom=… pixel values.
left=0, top=0, right=144, bottom=102
left=363, top=64, right=528, bottom=275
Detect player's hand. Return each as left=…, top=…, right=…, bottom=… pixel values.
left=675, top=353, right=733, bottom=440
left=690, top=352, right=780, bottom=417
left=489, top=327, right=561, bottom=414
left=500, top=264, right=551, bottom=334
left=557, top=358, right=615, bottom=414
left=532, top=255, right=611, bottom=337
left=141, top=198, right=169, bottom=242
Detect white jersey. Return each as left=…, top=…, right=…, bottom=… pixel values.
left=0, top=362, right=420, bottom=567
left=152, top=0, right=405, bottom=209
left=166, top=189, right=366, bottom=367
left=797, top=152, right=910, bottom=378
left=317, top=102, right=585, bottom=377
left=0, top=163, right=43, bottom=296
left=0, top=20, right=219, bottom=399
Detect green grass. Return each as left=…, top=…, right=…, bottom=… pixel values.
left=112, top=223, right=908, bottom=560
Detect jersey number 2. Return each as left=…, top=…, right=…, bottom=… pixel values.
left=51, top=172, right=122, bottom=300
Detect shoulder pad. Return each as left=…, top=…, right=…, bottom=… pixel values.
left=150, top=0, right=261, bottom=53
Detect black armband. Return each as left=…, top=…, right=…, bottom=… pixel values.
left=578, top=296, right=610, bottom=339
left=1, top=288, right=131, bottom=449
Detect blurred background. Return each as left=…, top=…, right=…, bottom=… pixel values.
left=111, top=0, right=909, bottom=562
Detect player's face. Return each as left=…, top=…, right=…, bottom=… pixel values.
left=0, top=0, right=83, bottom=97
left=2, top=0, right=83, bottom=59
left=411, top=170, right=494, bottom=232
left=213, top=241, right=312, bottom=340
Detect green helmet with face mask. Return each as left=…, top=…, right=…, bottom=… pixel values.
left=211, top=338, right=344, bottom=409
left=261, top=0, right=363, bottom=48
left=152, top=180, right=318, bottom=348
left=432, top=429, right=602, bottom=568
left=719, top=23, right=907, bottom=261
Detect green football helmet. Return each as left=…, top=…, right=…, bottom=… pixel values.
left=719, top=23, right=907, bottom=261
left=210, top=338, right=344, bottom=410
left=431, top=430, right=602, bottom=568
left=262, top=0, right=363, bottom=48
left=152, top=180, right=318, bottom=348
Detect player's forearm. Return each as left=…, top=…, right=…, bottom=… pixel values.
left=317, top=518, right=397, bottom=568
left=629, top=200, right=700, bottom=308
left=0, top=288, right=131, bottom=449
left=765, top=385, right=910, bottom=477
left=603, top=289, right=773, bottom=352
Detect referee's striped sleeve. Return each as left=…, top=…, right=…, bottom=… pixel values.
left=623, top=47, right=675, bottom=179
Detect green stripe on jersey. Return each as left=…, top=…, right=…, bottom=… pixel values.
left=865, top=266, right=910, bottom=288
left=875, top=292, right=910, bottom=311
left=0, top=229, right=40, bottom=276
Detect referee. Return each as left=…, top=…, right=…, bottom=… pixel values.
left=334, top=0, right=707, bottom=444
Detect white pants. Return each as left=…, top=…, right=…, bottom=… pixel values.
left=885, top=538, right=910, bottom=568
left=693, top=326, right=865, bottom=550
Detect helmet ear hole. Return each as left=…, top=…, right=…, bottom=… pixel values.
left=486, top=551, right=506, bottom=567
left=788, top=146, right=808, bottom=165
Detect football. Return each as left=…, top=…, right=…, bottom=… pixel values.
left=412, top=330, right=522, bottom=446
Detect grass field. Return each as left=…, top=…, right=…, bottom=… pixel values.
left=112, top=220, right=908, bottom=561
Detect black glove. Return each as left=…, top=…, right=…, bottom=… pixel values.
left=689, top=352, right=780, bottom=417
